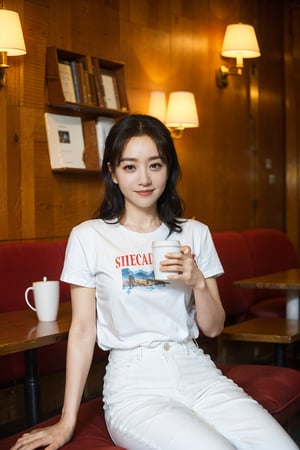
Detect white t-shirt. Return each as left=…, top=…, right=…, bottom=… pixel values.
left=61, top=219, right=223, bottom=350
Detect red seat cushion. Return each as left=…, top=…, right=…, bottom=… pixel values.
left=219, top=364, right=300, bottom=425
left=0, top=398, right=125, bottom=450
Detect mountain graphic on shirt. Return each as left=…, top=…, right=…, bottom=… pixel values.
left=121, top=267, right=166, bottom=292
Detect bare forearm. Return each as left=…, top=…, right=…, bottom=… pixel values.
left=59, top=285, right=97, bottom=431
left=60, top=326, right=96, bottom=429
left=194, top=279, right=225, bottom=337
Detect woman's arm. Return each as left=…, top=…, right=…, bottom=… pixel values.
left=60, top=285, right=97, bottom=427
left=161, top=246, right=225, bottom=337
left=192, top=276, right=225, bottom=337
left=11, top=285, right=96, bottom=450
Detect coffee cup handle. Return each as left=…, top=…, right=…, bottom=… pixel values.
left=25, top=287, right=37, bottom=312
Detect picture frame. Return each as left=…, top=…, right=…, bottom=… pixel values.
left=44, top=113, right=86, bottom=170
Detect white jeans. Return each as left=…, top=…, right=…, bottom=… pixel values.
left=103, top=341, right=298, bottom=450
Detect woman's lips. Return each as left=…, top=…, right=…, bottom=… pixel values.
left=136, top=190, right=154, bottom=196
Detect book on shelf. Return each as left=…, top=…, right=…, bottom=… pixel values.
left=44, top=113, right=86, bottom=170
left=95, top=117, right=115, bottom=163
left=83, top=56, right=98, bottom=106
left=69, top=61, right=81, bottom=103
left=82, top=120, right=100, bottom=170
left=92, top=57, right=106, bottom=108
left=101, top=71, right=120, bottom=110
left=75, top=61, right=89, bottom=104
left=58, top=61, right=76, bottom=103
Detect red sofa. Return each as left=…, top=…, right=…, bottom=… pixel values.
left=212, top=228, right=299, bottom=323
left=1, top=229, right=300, bottom=449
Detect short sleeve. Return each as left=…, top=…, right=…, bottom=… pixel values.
left=193, top=223, right=224, bottom=279
left=60, top=227, right=96, bottom=288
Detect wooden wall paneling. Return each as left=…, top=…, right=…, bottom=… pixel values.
left=23, top=0, right=49, bottom=109
left=48, top=0, right=72, bottom=50
left=51, top=173, right=104, bottom=237
left=192, top=1, right=259, bottom=230
left=254, top=0, right=285, bottom=230
left=209, top=93, right=253, bottom=231
left=70, top=0, right=121, bottom=61
left=205, top=2, right=254, bottom=231
left=20, top=107, right=37, bottom=238
left=247, top=62, right=259, bottom=228
left=35, top=173, right=55, bottom=237
left=285, top=0, right=300, bottom=258
left=294, top=4, right=300, bottom=258
left=7, top=106, right=22, bottom=240
left=0, top=0, right=293, bottom=242
left=2, top=0, right=26, bottom=241
left=119, top=1, right=171, bottom=116
left=0, top=89, right=9, bottom=240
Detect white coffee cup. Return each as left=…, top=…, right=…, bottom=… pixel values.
left=25, top=277, right=60, bottom=322
left=152, top=240, right=181, bottom=281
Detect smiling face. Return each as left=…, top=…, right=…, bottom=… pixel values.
left=110, top=135, right=168, bottom=215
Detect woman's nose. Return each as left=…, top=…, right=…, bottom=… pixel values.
left=138, top=168, right=151, bottom=186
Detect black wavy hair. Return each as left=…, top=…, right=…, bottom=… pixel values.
left=94, top=114, right=185, bottom=233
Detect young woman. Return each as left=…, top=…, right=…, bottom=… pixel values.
left=12, top=114, right=298, bottom=450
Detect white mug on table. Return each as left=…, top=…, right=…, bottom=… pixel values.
left=25, top=276, right=60, bottom=322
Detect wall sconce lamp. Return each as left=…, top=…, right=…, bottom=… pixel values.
left=0, top=9, right=26, bottom=88
left=216, top=23, right=260, bottom=89
left=148, top=91, right=199, bottom=139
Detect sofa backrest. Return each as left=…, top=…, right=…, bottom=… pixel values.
left=0, top=240, right=69, bottom=313
left=212, top=231, right=255, bottom=323
left=0, top=240, right=70, bottom=384
left=241, top=228, right=299, bottom=303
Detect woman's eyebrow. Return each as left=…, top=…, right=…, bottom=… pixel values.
left=119, top=156, right=162, bottom=163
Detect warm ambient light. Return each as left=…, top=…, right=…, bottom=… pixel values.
left=0, top=9, right=26, bottom=88
left=148, top=91, right=167, bottom=123
left=216, top=23, right=260, bottom=88
left=148, top=90, right=199, bottom=139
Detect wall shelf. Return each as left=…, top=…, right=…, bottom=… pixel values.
left=45, top=46, right=130, bottom=172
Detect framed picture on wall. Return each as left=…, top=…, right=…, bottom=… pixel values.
left=101, top=71, right=120, bottom=109
left=44, top=113, right=86, bottom=170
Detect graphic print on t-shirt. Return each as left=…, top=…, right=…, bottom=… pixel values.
left=116, top=251, right=167, bottom=293
left=121, top=267, right=167, bottom=293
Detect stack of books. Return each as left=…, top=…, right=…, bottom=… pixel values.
left=58, top=55, right=120, bottom=109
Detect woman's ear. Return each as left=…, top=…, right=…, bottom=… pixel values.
left=107, top=162, right=118, bottom=184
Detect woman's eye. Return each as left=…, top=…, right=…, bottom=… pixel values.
left=150, top=162, right=163, bottom=170
left=123, top=164, right=135, bottom=171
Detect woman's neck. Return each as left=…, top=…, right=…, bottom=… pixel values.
left=120, top=211, right=161, bottom=233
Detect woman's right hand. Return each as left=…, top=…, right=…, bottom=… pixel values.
left=10, top=421, right=74, bottom=450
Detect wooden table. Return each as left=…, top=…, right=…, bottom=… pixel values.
left=233, top=268, right=300, bottom=319
left=0, top=302, right=71, bottom=426
left=220, top=317, right=300, bottom=366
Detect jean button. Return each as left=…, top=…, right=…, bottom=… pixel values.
left=163, top=343, right=170, bottom=351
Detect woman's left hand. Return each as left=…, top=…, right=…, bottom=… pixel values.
left=161, top=246, right=204, bottom=288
